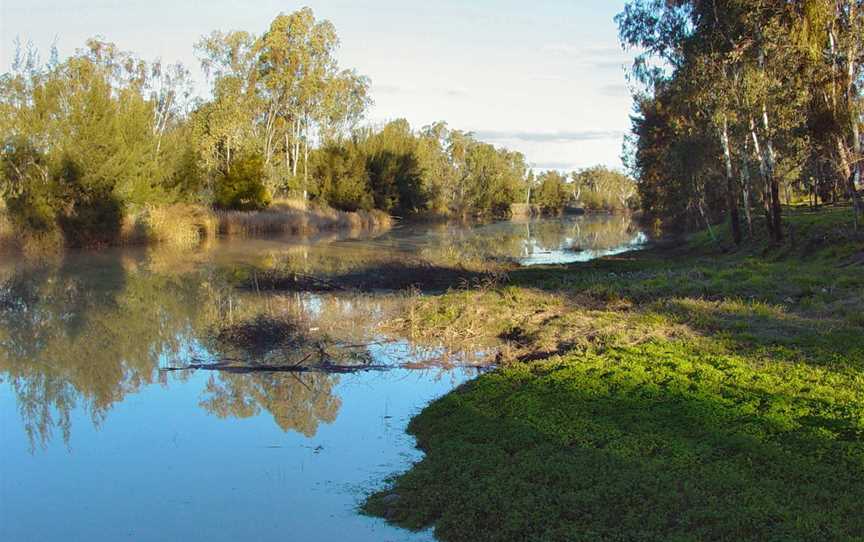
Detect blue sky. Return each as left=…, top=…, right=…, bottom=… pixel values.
left=1, top=0, right=636, bottom=171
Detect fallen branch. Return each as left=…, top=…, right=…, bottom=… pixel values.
left=160, top=360, right=393, bottom=374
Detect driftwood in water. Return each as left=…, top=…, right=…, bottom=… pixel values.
left=160, top=361, right=393, bottom=374
left=239, top=271, right=345, bottom=293
left=240, top=261, right=506, bottom=294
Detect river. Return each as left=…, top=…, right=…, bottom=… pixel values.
left=0, top=214, right=644, bottom=542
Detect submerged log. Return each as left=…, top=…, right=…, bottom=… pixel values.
left=160, top=361, right=394, bottom=374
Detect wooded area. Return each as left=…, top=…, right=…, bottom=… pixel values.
left=619, top=0, right=863, bottom=242
left=0, top=7, right=636, bottom=248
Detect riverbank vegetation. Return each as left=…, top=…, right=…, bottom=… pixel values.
left=0, top=8, right=637, bottom=250
left=364, top=205, right=864, bottom=541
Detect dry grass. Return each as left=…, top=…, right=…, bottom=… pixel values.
left=2, top=198, right=391, bottom=254
left=0, top=205, right=64, bottom=256
left=216, top=199, right=391, bottom=237
left=0, top=206, right=16, bottom=252
left=122, top=204, right=219, bottom=248
left=509, top=203, right=541, bottom=218
left=115, top=198, right=392, bottom=249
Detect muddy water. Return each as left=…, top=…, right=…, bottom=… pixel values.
left=0, top=214, right=643, bottom=542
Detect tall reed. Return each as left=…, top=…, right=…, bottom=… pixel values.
left=216, top=199, right=391, bottom=237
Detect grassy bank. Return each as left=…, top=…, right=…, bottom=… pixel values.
left=364, top=206, right=864, bottom=541
left=2, top=199, right=392, bottom=254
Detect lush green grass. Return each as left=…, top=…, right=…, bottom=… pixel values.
left=364, top=207, right=864, bottom=541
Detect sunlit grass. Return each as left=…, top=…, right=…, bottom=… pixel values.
left=365, top=340, right=864, bottom=541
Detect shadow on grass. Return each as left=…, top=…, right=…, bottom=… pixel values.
left=364, top=342, right=864, bottom=541
left=494, top=246, right=864, bottom=369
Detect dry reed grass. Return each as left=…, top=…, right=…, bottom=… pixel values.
left=122, top=204, right=219, bottom=248
left=509, top=203, right=541, bottom=218
left=0, top=205, right=65, bottom=256
left=2, top=198, right=392, bottom=253
left=0, top=207, right=15, bottom=252
left=216, top=199, right=391, bottom=237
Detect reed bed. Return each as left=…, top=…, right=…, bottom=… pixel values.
left=122, top=204, right=219, bottom=248
left=216, top=199, right=391, bottom=237
left=2, top=199, right=392, bottom=253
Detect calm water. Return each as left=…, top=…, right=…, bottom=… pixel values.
left=0, top=215, right=643, bottom=542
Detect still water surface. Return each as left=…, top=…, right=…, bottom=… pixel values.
left=0, top=215, right=643, bottom=542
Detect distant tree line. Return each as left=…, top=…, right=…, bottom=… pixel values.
left=0, top=7, right=637, bottom=246
left=618, top=0, right=864, bottom=242
left=528, top=167, right=638, bottom=214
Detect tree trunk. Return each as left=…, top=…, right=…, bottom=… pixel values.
left=761, top=103, right=783, bottom=241
left=303, top=119, right=309, bottom=198
left=285, top=131, right=291, bottom=171
left=750, top=118, right=775, bottom=239
left=739, top=138, right=754, bottom=237
left=848, top=6, right=862, bottom=229
left=291, top=119, right=300, bottom=178
left=718, top=117, right=742, bottom=245
left=836, top=136, right=863, bottom=229
left=226, top=137, right=231, bottom=173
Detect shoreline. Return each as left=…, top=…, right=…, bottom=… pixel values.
left=0, top=200, right=393, bottom=256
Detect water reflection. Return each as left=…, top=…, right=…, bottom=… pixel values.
left=201, top=372, right=340, bottom=437
left=0, top=214, right=642, bottom=450
left=0, top=253, right=210, bottom=449
left=0, top=215, right=643, bottom=541
left=372, top=212, right=644, bottom=266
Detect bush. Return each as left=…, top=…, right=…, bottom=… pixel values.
left=312, top=144, right=373, bottom=212
left=52, top=156, right=125, bottom=247
left=214, top=153, right=272, bottom=211
left=532, top=171, right=571, bottom=214
left=57, top=187, right=125, bottom=247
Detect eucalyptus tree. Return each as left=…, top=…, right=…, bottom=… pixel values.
left=532, top=170, right=571, bottom=214
left=795, top=0, right=864, bottom=225
left=572, top=166, right=639, bottom=211
left=256, top=9, right=339, bottom=190
left=195, top=9, right=370, bottom=198
left=618, top=0, right=802, bottom=240
left=194, top=30, right=261, bottom=178
left=0, top=38, right=200, bottom=243
left=416, top=121, right=457, bottom=214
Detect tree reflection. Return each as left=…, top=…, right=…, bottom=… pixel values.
left=0, top=251, right=221, bottom=449
left=413, top=214, right=641, bottom=264
left=200, top=372, right=340, bottom=437
left=0, top=215, right=642, bottom=450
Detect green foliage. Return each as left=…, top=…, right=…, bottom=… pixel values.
left=0, top=39, right=196, bottom=245
left=572, top=165, right=638, bottom=211
left=459, top=141, right=526, bottom=217
left=531, top=171, right=570, bottom=213
left=312, top=143, right=372, bottom=212
left=53, top=155, right=125, bottom=246
left=358, top=120, right=427, bottom=214
left=214, top=153, right=271, bottom=211
left=309, top=119, right=532, bottom=218
left=0, top=7, right=600, bottom=243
